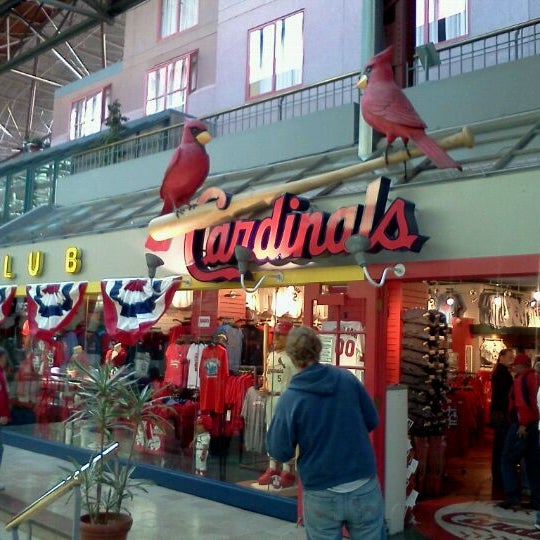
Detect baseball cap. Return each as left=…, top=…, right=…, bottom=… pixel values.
left=513, top=353, right=531, bottom=367
left=274, top=321, right=293, bottom=335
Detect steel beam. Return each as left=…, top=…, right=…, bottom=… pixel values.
left=0, top=0, right=147, bottom=74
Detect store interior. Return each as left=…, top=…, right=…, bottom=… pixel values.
left=0, top=274, right=538, bottom=505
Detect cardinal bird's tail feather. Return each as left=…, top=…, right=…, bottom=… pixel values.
left=412, top=133, right=462, bottom=171
left=145, top=236, right=171, bottom=252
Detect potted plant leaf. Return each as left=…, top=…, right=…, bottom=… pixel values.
left=65, top=362, right=173, bottom=540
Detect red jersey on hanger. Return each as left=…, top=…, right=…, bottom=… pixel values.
left=199, top=344, right=229, bottom=414
left=164, top=342, right=189, bottom=387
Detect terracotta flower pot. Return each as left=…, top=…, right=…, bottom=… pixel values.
left=80, top=513, right=133, bottom=540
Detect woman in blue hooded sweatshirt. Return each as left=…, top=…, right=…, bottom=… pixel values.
left=267, top=326, right=385, bottom=540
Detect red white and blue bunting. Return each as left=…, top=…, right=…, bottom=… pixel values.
left=0, top=286, right=16, bottom=326
left=101, top=276, right=180, bottom=345
left=26, top=281, right=87, bottom=342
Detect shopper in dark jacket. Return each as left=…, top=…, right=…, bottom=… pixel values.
left=498, top=353, right=540, bottom=510
left=489, top=348, right=514, bottom=497
left=267, top=326, right=384, bottom=540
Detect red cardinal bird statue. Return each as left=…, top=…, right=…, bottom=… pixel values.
left=145, top=119, right=211, bottom=251
left=357, top=45, right=462, bottom=171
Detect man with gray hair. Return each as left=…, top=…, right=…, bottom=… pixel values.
left=267, top=326, right=385, bottom=539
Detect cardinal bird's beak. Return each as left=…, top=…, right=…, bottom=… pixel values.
left=196, top=131, right=212, bottom=145
left=356, top=74, right=368, bottom=90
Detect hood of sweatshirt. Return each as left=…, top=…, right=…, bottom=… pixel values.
left=288, top=363, right=338, bottom=396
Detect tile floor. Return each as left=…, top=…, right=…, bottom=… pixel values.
left=6, top=435, right=536, bottom=540
left=0, top=445, right=425, bottom=540
left=0, top=445, right=306, bottom=540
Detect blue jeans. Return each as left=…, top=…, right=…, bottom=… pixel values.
left=501, top=422, right=540, bottom=506
left=303, top=476, right=385, bottom=540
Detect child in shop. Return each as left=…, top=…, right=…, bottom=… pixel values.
left=191, top=414, right=212, bottom=476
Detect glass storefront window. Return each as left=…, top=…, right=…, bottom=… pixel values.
left=7, top=171, right=27, bottom=220
left=0, top=176, right=6, bottom=223
left=32, top=162, right=55, bottom=208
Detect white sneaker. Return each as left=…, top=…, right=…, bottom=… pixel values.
left=535, top=523, right=540, bottom=531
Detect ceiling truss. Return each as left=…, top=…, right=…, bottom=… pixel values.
left=0, top=0, right=147, bottom=162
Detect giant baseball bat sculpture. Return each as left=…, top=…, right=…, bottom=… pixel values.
left=148, top=127, right=474, bottom=241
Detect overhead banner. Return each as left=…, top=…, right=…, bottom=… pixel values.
left=0, top=286, right=16, bottom=326
left=26, top=281, right=87, bottom=342
left=101, top=276, right=180, bottom=345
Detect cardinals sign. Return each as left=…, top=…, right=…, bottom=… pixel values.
left=184, top=176, right=428, bottom=282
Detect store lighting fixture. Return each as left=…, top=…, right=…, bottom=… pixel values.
left=345, top=235, right=406, bottom=288
left=493, top=294, right=502, bottom=307
left=145, top=253, right=165, bottom=279
left=234, top=246, right=284, bottom=293
left=446, top=295, right=455, bottom=306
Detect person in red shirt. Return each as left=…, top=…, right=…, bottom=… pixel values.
left=498, top=353, right=540, bottom=510
left=0, top=347, right=11, bottom=491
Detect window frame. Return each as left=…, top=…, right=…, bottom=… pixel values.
left=159, top=0, right=199, bottom=40
left=246, top=10, right=305, bottom=101
left=144, top=52, right=197, bottom=117
left=69, top=85, right=111, bottom=141
left=416, top=0, right=469, bottom=46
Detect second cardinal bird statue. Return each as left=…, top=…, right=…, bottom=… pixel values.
left=357, top=45, right=462, bottom=171
left=145, top=118, right=212, bottom=251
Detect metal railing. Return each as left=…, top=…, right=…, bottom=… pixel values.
left=201, top=71, right=360, bottom=137
left=4, top=442, right=119, bottom=540
left=408, top=18, right=540, bottom=85
left=67, top=71, right=360, bottom=174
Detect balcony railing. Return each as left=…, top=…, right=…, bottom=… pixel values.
left=201, top=71, right=360, bottom=137
left=408, top=17, right=540, bottom=85
left=66, top=72, right=360, bottom=174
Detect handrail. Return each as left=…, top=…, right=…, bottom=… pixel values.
left=435, top=17, right=540, bottom=52
left=408, top=17, right=540, bottom=85
left=198, top=70, right=361, bottom=120
left=5, top=442, right=119, bottom=533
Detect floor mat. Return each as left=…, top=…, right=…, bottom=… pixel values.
left=414, top=498, right=539, bottom=539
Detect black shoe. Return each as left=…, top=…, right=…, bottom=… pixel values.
left=521, top=501, right=539, bottom=510
left=496, top=499, right=521, bottom=510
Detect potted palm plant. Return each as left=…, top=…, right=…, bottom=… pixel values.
left=65, top=362, right=172, bottom=540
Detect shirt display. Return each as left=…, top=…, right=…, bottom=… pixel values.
left=265, top=349, right=297, bottom=427
left=241, top=386, right=267, bottom=453
left=199, top=343, right=229, bottom=413
left=164, top=342, right=189, bottom=387
left=186, top=343, right=206, bottom=389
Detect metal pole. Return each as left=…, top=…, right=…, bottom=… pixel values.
left=72, top=483, right=82, bottom=540
left=358, top=0, right=383, bottom=160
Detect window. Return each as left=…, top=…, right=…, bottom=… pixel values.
left=32, top=162, right=55, bottom=209
left=69, top=87, right=111, bottom=140
left=248, top=11, right=304, bottom=98
left=416, top=0, right=468, bottom=45
left=146, top=54, right=196, bottom=115
left=161, top=0, right=198, bottom=38
left=7, top=170, right=27, bottom=220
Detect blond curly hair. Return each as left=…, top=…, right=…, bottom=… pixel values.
left=285, top=326, right=322, bottom=368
